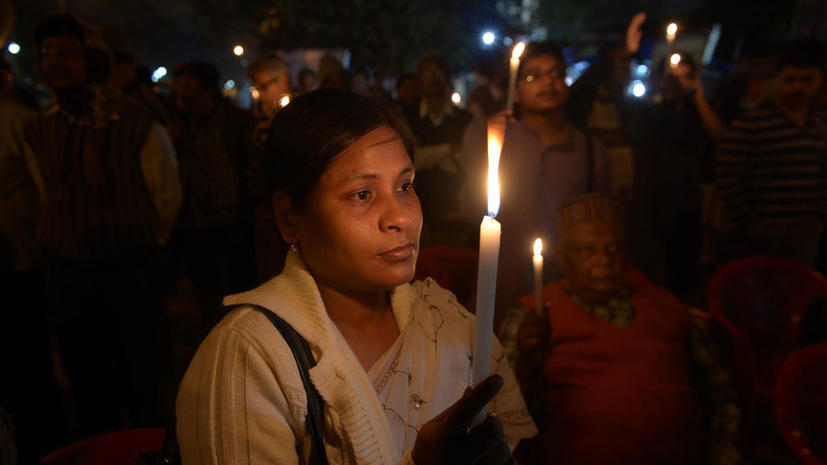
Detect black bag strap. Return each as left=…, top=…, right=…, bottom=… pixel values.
left=246, top=304, right=330, bottom=465
left=141, top=305, right=329, bottom=465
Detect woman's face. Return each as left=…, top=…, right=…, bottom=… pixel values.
left=294, top=126, right=422, bottom=294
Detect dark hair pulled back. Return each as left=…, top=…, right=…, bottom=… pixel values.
left=264, top=89, right=414, bottom=209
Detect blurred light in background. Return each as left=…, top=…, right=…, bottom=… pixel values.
left=629, top=80, right=646, bottom=98
left=670, top=53, right=682, bottom=66
left=233, top=45, right=245, bottom=57
left=7, top=42, right=20, bottom=55
left=278, top=95, right=290, bottom=108
left=151, top=66, right=167, bottom=83
left=565, top=61, right=590, bottom=86
left=451, top=92, right=462, bottom=104
left=224, top=80, right=235, bottom=90
left=481, top=31, right=496, bottom=46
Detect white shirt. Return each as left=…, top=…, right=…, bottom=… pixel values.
left=176, top=249, right=536, bottom=465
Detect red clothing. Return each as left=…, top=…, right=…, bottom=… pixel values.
left=537, top=275, right=704, bottom=465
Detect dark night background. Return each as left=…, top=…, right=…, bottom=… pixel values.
left=1, top=0, right=814, bottom=91
left=2, top=1, right=827, bottom=464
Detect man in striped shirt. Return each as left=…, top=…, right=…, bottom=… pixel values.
left=715, top=39, right=827, bottom=267
left=5, top=14, right=182, bottom=437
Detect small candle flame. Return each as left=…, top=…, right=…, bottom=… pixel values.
left=533, top=238, right=543, bottom=257
left=278, top=95, right=291, bottom=108
left=511, top=41, right=526, bottom=60
left=670, top=53, right=682, bottom=66
left=486, top=133, right=502, bottom=217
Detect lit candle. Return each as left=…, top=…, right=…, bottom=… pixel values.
left=278, top=94, right=291, bottom=108
left=666, top=22, right=678, bottom=44
left=669, top=52, right=682, bottom=70
left=664, top=23, right=678, bottom=75
left=472, top=124, right=503, bottom=422
left=533, top=238, right=543, bottom=314
left=505, top=41, right=526, bottom=114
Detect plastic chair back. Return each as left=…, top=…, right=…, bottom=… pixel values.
left=707, top=257, right=827, bottom=442
left=708, top=257, right=827, bottom=387
left=775, top=343, right=827, bottom=465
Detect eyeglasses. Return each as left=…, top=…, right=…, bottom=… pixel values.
left=521, top=68, right=567, bottom=83
left=40, top=46, right=84, bottom=58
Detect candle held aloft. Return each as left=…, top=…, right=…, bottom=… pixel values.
left=505, top=41, right=526, bottom=114
left=666, top=22, right=678, bottom=43
left=669, top=53, right=682, bottom=70
left=472, top=128, right=504, bottom=424
left=533, top=238, right=543, bottom=314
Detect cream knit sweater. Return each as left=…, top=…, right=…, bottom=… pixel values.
left=176, top=249, right=536, bottom=465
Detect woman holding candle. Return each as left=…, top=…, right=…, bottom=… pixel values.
left=176, top=90, right=536, bottom=465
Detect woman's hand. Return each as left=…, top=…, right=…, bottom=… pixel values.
left=412, top=374, right=513, bottom=465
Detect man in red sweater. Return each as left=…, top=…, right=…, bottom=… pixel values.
left=514, top=194, right=739, bottom=465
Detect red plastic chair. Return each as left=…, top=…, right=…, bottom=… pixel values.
left=41, top=428, right=166, bottom=465
left=415, top=246, right=479, bottom=310
left=706, top=257, right=827, bottom=442
left=774, top=343, right=827, bottom=465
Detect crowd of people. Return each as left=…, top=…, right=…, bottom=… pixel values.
left=1, top=8, right=826, bottom=465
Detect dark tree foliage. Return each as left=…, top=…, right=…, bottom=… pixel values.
left=239, top=0, right=509, bottom=73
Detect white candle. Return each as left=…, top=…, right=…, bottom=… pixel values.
left=532, top=238, right=543, bottom=314
left=472, top=128, right=504, bottom=423
left=505, top=41, right=526, bottom=114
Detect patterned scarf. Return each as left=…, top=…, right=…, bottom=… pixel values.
left=563, top=283, right=636, bottom=328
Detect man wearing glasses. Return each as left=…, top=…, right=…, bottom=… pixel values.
left=494, top=41, right=616, bottom=325
left=6, top=13, right=181, bottom=436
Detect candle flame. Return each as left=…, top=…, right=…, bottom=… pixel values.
left=278, top=94, right=291, bottom=108
left=486, top=133, right=502, bottom=217
left=533, top=238, right=543, bottom=257
left=666, top=23, right=678, bottom=36
left=511, top=41, right=526, bottom=60
left=670, top=53, right=682, bottom=66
